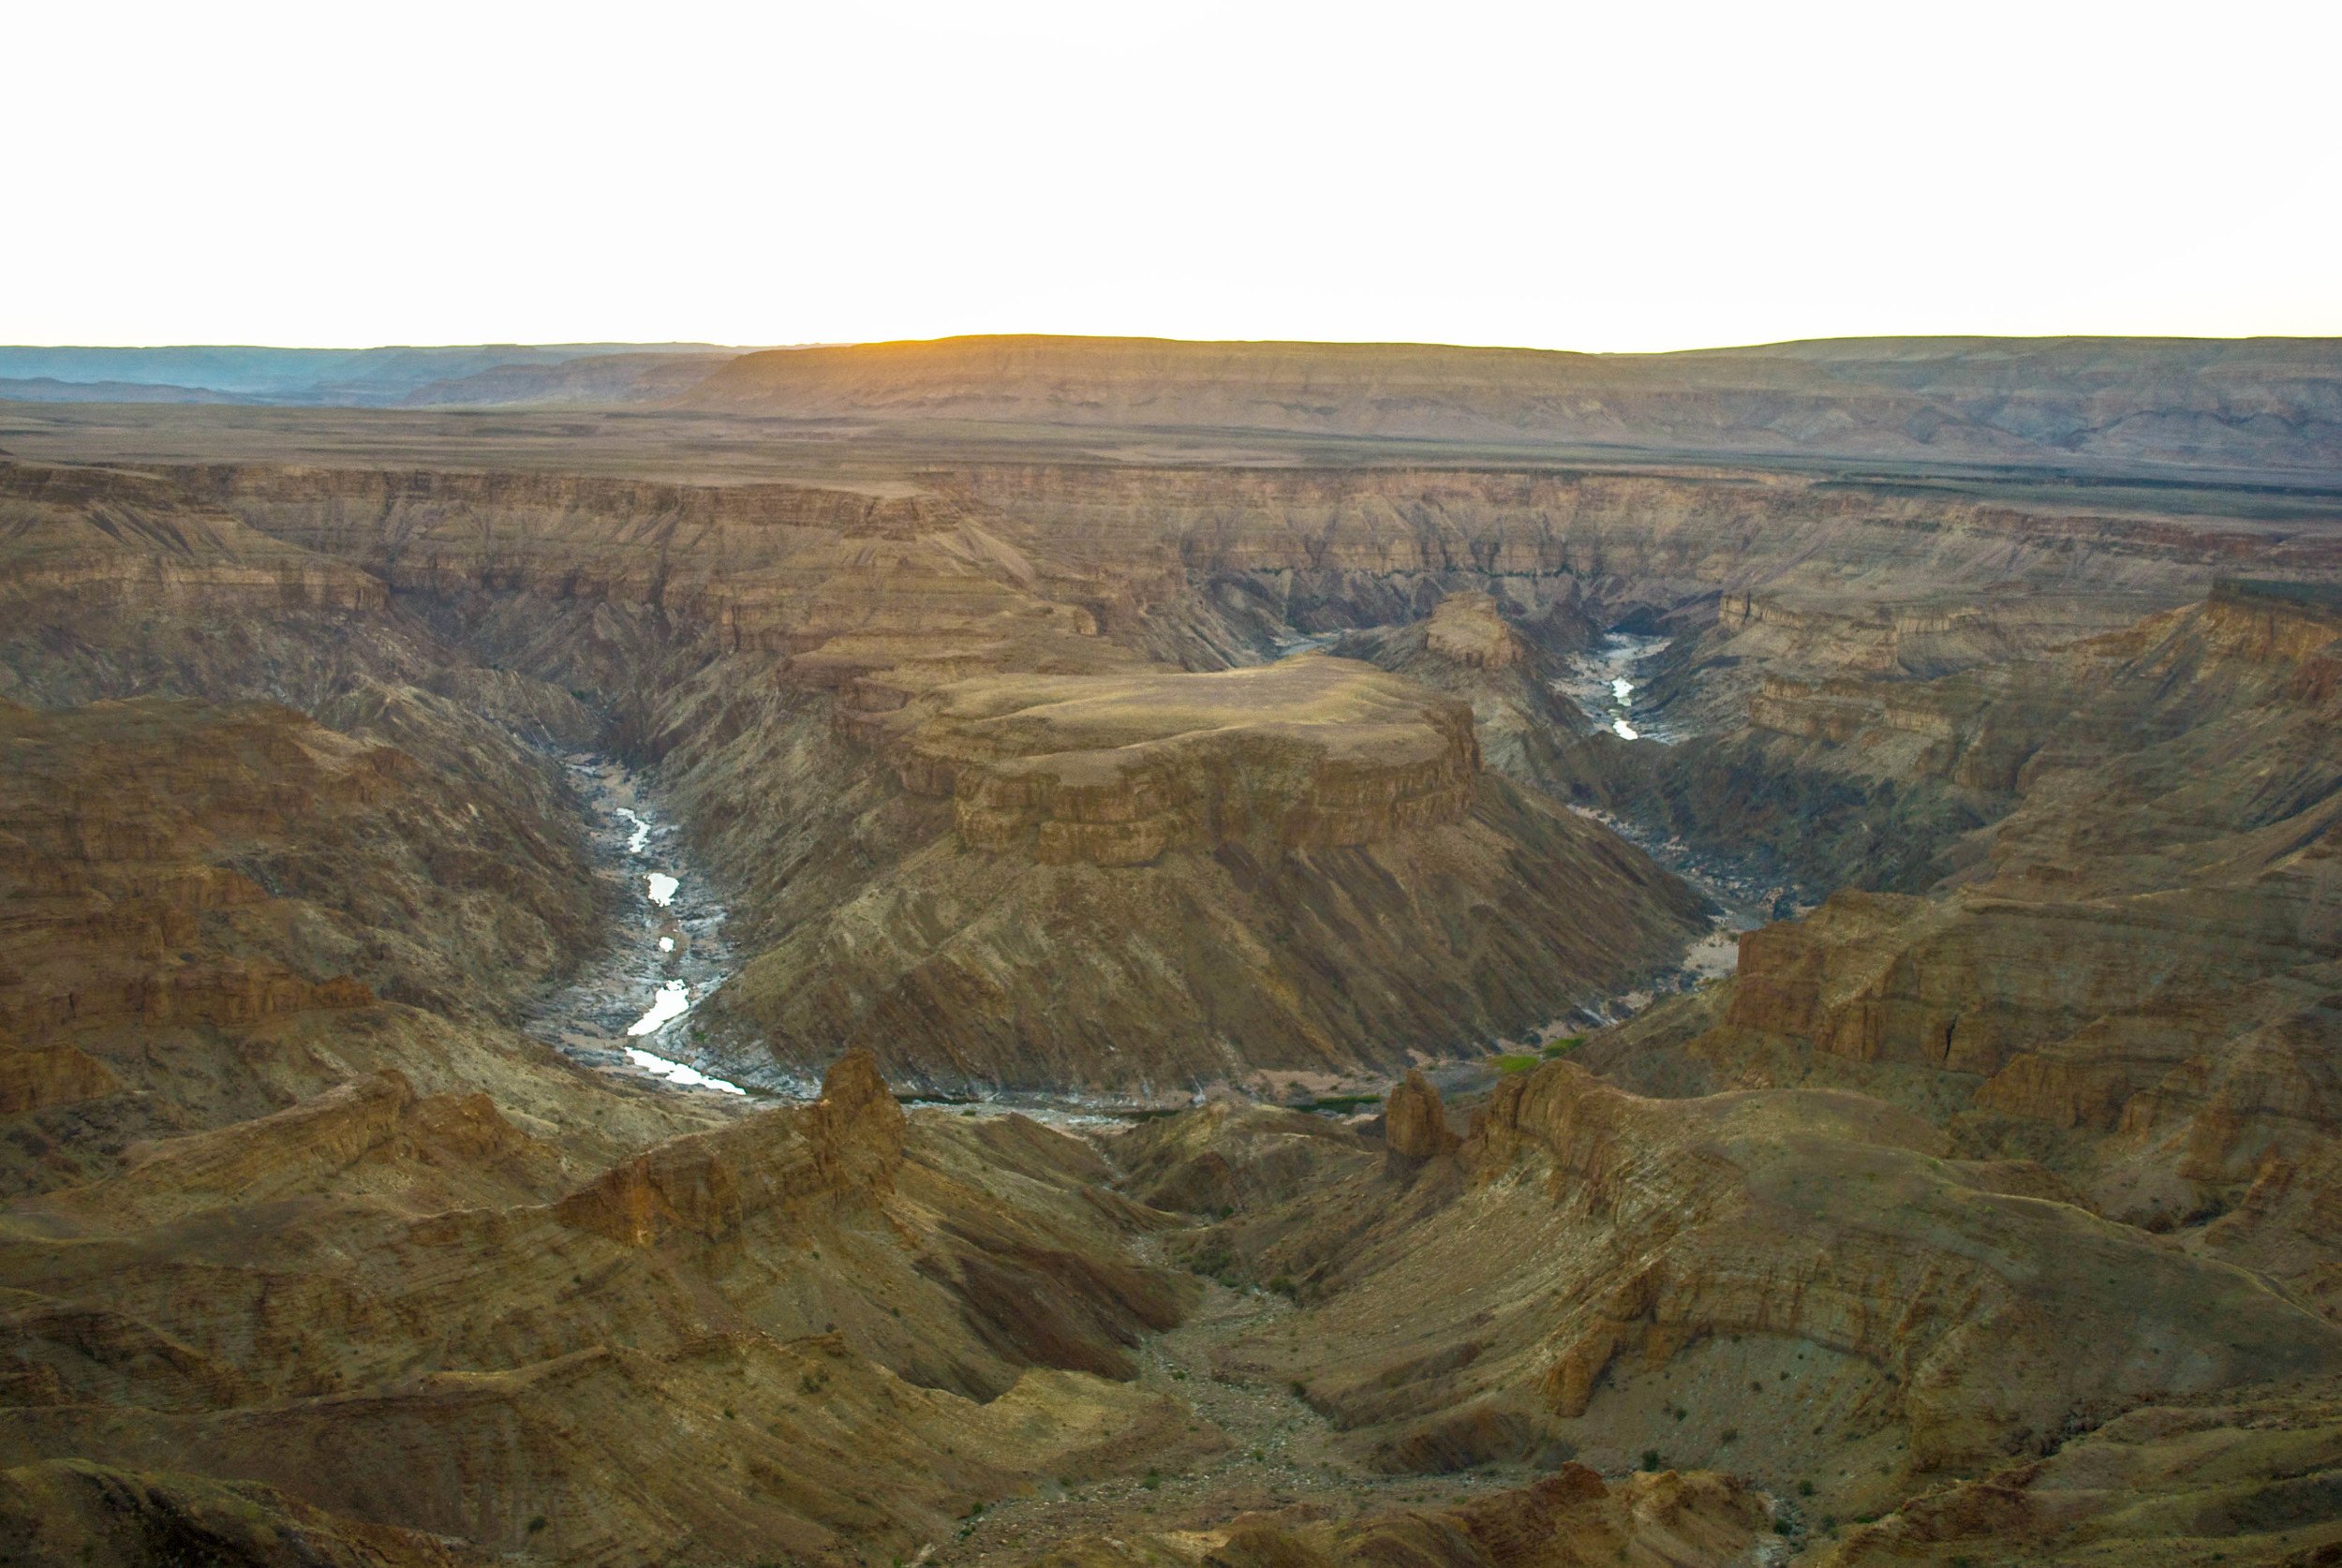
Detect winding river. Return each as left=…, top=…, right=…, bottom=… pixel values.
left=1557, top=629, right=1674, bottom=742
left=523, top=757, right=751, bottom=1098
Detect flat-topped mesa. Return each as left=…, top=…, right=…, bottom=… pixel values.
left=1421, top=591, right=1527, bottom=671
left=879, top=657, right=1482, bottom=866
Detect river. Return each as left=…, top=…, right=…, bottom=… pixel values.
left=1556, top=629, right=1675, bottom=742
left=522, top=756, right=753, bottom=1099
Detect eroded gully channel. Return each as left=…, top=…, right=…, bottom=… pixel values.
left=521, top=755, right=755, bottom=1101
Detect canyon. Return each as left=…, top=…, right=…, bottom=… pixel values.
left=2, top=342, right=2341, bottom=1567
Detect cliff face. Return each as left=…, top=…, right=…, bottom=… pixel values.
left=1726, top=584, right=2342, bottom=1065
left=173, top=462, right=1074, bottom=659
left=1338, top=591, right=1599, bottom=802
left=0, top=463, right=384, bottom=629
left=0, top=694, right=619, bottom=1198
left=941, top=464, right=2329, bottom=623
left=1582, top=584, right=2342, bottom=1324
left=0, top=696, right=600, bottom=1037
left=151, top=459, right=2342, bottom=673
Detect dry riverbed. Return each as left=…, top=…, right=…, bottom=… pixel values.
left=949, top=1264, right=1542, bottom=1563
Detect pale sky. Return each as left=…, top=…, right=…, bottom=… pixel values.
left=9, top=0, right=2336, bottom=352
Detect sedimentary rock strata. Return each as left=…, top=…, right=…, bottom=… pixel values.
left=2, top=359, right=2340, bottom=1565
left=883, top=657, right=1481, bottom=865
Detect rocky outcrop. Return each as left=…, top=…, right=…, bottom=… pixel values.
left=0, top=1046, right=122, bottom=1116
left=808, top=1046, right=910, bottom=1185
left=1421, top=592, right=1528, bottom=671
left=1339, top=594, right=1600, bottom=802
left=556, top=1053, right=907, bottom=1247
left=1384, top=1071, right=1460, bottom=1166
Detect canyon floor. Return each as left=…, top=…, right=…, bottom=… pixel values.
left=4, top=344, right=2342, bottom=1568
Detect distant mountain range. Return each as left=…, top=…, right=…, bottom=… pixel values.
left=6, top=334, right=2338, bottom=478
left=0, top=343, right=744, bottom=407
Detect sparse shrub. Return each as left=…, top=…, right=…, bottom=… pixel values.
left=1797, top=1480, right=1816, bottom=1498
left=1267, top=1276, right=1298, bottom=1299
left=1718, top=1427, right=1739, bottom=1443
left=526, top=1515, right=548, bottom=1535
left=1141, top=1469, right=1163, bottom=1490
left=1291, top=1381, right=1310, bottom=1400
left=1639, top=1449, right=1662, bottom=1471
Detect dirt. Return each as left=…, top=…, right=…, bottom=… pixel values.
left=949, top=1235, right=1545, bottom=1562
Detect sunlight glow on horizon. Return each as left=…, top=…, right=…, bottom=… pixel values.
left=8, top=1, right=2337, bottom=353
